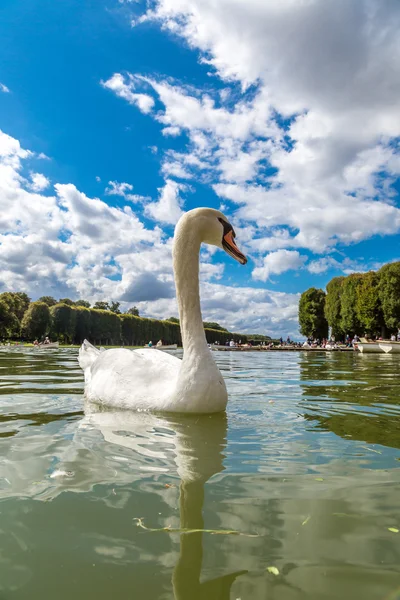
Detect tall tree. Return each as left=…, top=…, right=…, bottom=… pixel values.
left=356, top=271, right=383, bottom=335
left=21, top=302, right=51, bottom=340
left=38, top=296, right=57, bottom=307
left=75, top=299, right=90, bottom=308
left=93, top=301, right=110, bottom=311
left=298, top=288, right=328, bottom=339
left=340, top=274, right=363, bottom=335
left=59, top=298, right=74, bottom=306
left=127, top=306, right=139, bottom=316
left=324, top=276, right=345, bottom=339
left=378, top=261, right=400, bottom=331
left=50, top=304, right=77, bottom=343
left=203, top=321, right=228, bottom=332
left=110, top=301, right=121, bottom=314
left=0, top=298, right=20, bottom=338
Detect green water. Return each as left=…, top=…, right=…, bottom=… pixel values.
left=1, top=349, right=400, bottom=599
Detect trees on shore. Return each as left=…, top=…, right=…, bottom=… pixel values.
left=0, top=293, right=249, bottom=346
left=298, top=288, right=328, bottom=340
left=299, top=261, right=400, bottom=339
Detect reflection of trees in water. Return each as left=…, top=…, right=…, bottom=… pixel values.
left=299, top=352, right=400, bottom=449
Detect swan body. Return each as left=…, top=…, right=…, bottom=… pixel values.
left=78, top=207, right=247, bottom=413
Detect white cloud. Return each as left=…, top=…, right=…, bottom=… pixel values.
left=0, top=83, right=10, bottom=93
left=101, top=73, right=154, bottom=113
left=252, top=249, right=307, bottom=282
left=29, top=172, right=50, bottom=192
left=144, top=179, right=185, bottom=224
left=102, top=1, right=400, bottom=260
left=105, top=180, right=150, bottom=203
left=0, top=129, right=304, bottom=335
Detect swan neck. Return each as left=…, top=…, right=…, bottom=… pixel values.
left=173, top=226, right=207, bottom=355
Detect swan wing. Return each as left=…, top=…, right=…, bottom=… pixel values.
left=83, top=346, right=181, bottom=410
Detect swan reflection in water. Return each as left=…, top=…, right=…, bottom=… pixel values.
left=66, top=404, right=246, bottom=599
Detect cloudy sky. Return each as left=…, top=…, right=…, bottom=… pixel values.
left=1, top=0, right=399, bottom=337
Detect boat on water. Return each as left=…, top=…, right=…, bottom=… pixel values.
left=356, top=338, right=400, bottom=354
left=35, top=342, right=60, bottom=350
left=378, top=341, right=400, bottom=354
left=156, top=344, right=178, bottom=350
left=356, top=341, right=382, bottom=353
left=144, top=342, right=178, bottom=350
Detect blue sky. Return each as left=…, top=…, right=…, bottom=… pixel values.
left=0, top=0, right=399, bottom=337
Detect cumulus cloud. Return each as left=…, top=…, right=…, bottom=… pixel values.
left=144, top=179, right=186, bottom=224
left=101, top=73, right=154, bottom=113
left=29, top=172, right=50, bottom=192
left=103, top=0, right=400, bottom=260
left=0, top=128, right=304, bottom=335
left=105, top=180, right=150, bottom=202
left=252, top=250, right=307, bottom=282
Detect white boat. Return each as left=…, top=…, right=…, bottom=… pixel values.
left=35, top=342, right=60, bottom=349
left=156, top=344, right=178, bottom=350
left=356, top=341, right=382, bottom=353
left=378, top=341, right=400, bottom=354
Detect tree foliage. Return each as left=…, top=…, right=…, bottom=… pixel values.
left=324, top=276, right=345, bottom=339
left=203, top=321, right=228, bottom=331
left=38, top=296, right=57, bottom=307
left=58, top=298, right=75, bottom=306
left=74, top=299, right=91, bottom=308
left=126, top=306, right=139, bottom=316
left=0, top=292, right=30, bottom=337
left=299, top=288, right=328, bottom=339
left=50, top=304, right=77, bottom=343
left=356, top=271, right=383, bottom=335
left=110, top=301, right=121, bottom=314
left=21, top=302, right=51, bottom=340
left=378, top=261, right=400, bottom=331
left=340, top=274, right=364, bottom=335
left=93, top=301, right=110, bottom=311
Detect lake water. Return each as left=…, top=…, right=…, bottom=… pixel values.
left=1, top=348, right=400, bottom=599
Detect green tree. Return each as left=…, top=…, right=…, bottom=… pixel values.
left=340, top=274, right=363, bottom=335
left=93, top=301, right=110, bottom=311
left=203, top=321, right=228, bottom=331
left=166, top=316, right=179, bottom=324
left=324, top=276, right=345, bottom=339
left=90, top=309, right=121, bottom=344
left=75, top=299, right=90, bottom=308
left=0, top=299, right=20, bottom=338
left=13, top=292, right=30, bottom=319
left=38, top=296, right=57, bottom=307
left=127, top=306, right=139, bottom=316
left=110, top=301, right=121, bottom=314
left=58, top=298, right=74, bottom=306
left=299, top=288, right=328, bottom=339
left=0, top=291, right=30, bottom=331
left=21, top=302, right=51, bottom=340
left=73, top=307, right=91, bottom=343
left=378, top=261, right=400, bottom=331
left=356, top=271, right=383, bottom=335
left=50, top=304, right=77, bottom=343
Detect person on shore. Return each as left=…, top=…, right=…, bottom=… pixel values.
left=44, top=336, right=50, bottom=345
left=148, top=340, right=153, bottom=347
left=33, top=339, right=39, bottom=346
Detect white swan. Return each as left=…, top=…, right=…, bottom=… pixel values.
left=78, top=207, right=247, bottom=413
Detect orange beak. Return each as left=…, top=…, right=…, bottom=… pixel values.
left=223, top=230, right=247, bottom=265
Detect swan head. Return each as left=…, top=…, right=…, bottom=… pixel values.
left=176, top=208, right=247, bottom=265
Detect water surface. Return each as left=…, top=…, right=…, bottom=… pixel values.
left=1, top=348, right=399, bottom=599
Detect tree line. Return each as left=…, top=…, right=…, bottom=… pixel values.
left=298, top=261, right=400, bottom=340
left=0, top=292, right=248, bottom=346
